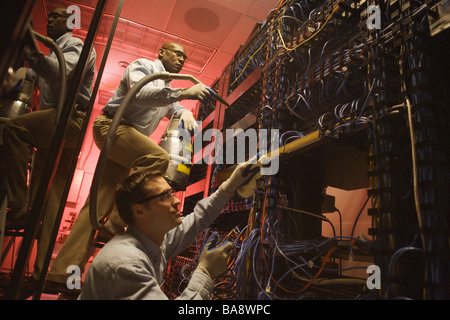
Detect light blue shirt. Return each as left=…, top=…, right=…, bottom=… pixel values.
left=78, top=190, right=230, bottom=300
left=102, top=58, right=186, bottom=136
left=26, top=32, right=96, bottom=109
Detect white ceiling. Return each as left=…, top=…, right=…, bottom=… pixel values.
left=31, top=0, right=280, bottom=109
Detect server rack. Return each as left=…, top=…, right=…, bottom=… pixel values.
left=164, top=0, right=450, bottom=300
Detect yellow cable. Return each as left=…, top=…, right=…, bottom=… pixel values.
left=278, top=3, right=340, bottom=52
left=230, top=40, right=267, bottom=87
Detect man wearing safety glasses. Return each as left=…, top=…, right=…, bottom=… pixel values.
left=2, top=6, right=96, bottom=298
left=79, top=160, right=253, bottom=300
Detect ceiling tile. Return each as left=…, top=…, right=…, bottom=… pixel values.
left=207, top=0, right=255, bottom=14
left=201, top=50, right=234, bottom=80
left=30, top=0, right=48, bottom=31
left=219, top=15, right=261, bottom=55
left=98, top=71, right=122, bottom=91
left=166, top=0, right=242, bottom=48
left=118, top=0, right=176, bottom=31
left=247, top=0, right=280, bottom=20
left=97, top=89, right=114, bottom=106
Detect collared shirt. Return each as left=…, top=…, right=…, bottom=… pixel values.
left=78, top=189, right=231, bottom=300
left=102, top=58, right=185, bottom=136
left=26, top=32, right=96, bottom=109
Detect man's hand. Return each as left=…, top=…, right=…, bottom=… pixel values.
left=197, top=233, right=234, bottom=279
left=2, top=67, right=27, bottom=91
left=180, top=110, right=198, bottom=133
left=219, top=158, right=258, bottom=198
left=180, top=83, right=212, bottom=102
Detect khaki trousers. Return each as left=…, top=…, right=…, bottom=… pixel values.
left=2, top=107, right=85, bottom=280
left=47, top=114, right=169, bottom=283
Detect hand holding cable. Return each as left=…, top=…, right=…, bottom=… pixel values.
left=197, top=232, right=234, bottom=279
left=179, top=83, right=213, bottom=102
left=219, top=158, right=260, bottom=198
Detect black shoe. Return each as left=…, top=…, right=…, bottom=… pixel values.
left=5, top=206, right=29, bottom=230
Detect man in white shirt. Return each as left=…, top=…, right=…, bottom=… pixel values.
left=79, top=161, right=251, bottom=299
left=46, top=41, right=213, bottom=295
left=2, top=6, right=96, bottom=292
